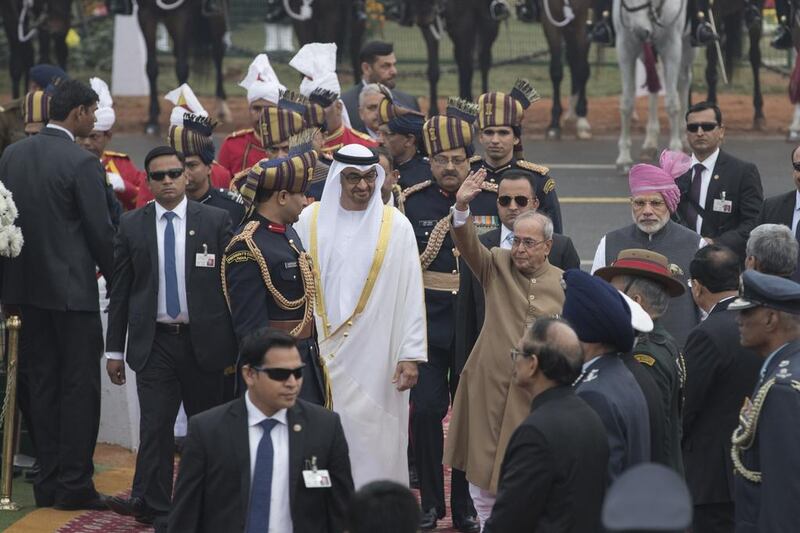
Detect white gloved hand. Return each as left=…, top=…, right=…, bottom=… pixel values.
left=107, top=171, right=125, bottom=192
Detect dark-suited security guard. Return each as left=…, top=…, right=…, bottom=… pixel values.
left=377, top=95, right=429, bottom=190
left=167, top=112, right=245, bottom=225
left=729, top=270, right=800, bottom=532
left=222, top=129, right=327, bottom=407
left=470, top=79, right=563, bottom=234
left=399, top=98, right=484, bottom=532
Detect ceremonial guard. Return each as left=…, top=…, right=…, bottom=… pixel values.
left=470, top=80, right=563, bottom=233
left=399, top=98, right=487, bottom=532
left=218, top=54, right=285, bottom=176
left=729, top=270, right=800, bottom=532
left=222, top=130, right=327, bottom=407
left=79, top=78, right=142, bottom=211
left=377, top=95, right=429, bottom=189
left=22, top=90, right=51, bottom=136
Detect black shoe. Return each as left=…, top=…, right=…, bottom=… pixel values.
left=54, top=492, right=109, bottom=511
left=453, top=514, right=481, bottom=533
left=589, top=20, right=615, bottom=46
left=693, top=21, right=719, bottom=47
left=772, top=25, right=793, bottom=50
left=420, top=508, right=438, bottom=531
left=516, top=0, right=539, bottom=23
left=106, top=495, right=157, bottom=522
left=744, top=4, right=761, bottom=29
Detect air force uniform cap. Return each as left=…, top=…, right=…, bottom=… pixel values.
left=728, top=270, right=800, bottom=314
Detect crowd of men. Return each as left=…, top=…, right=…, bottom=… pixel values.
left=1, top=37, right=800, bottom=533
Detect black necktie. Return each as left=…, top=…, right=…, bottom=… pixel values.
left=794, top=218, right=800, bottom=282
left=686, top=163, right=704, bottom=230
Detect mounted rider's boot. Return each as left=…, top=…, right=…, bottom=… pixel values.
left=515, top=0, right=540, bottom=23
left=588, top=12, right=615, bottom=47
left=772, top=18, right=793, bottom=50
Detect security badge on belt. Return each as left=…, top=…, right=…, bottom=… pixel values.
left=195, top=244, right=216, bottom=268
left=302, top=456, right=332, bottom=489
left=712, top=191, right=733, bottom=213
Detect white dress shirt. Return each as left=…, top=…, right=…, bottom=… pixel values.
left=105, top=197, right=189, bottom=360
left=500, top=225, right=513, bottom=250
left=454, top=207, right=513, bottom=249
left=689, top=148, right=721, bottom=234
left=791, top=191, right=800, bottom=235
left=45, top=123, right=75, bottom=141
left=245, top=391, right=293, bottom=533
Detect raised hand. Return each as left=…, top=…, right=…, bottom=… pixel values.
left=455, top=168, right=487, bottom=210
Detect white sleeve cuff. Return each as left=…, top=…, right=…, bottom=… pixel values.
left=107, top=172, right=125, bottom=192
left=451, top=205, right=471, bottom=228
left=105, top=352, right=124, bottom=361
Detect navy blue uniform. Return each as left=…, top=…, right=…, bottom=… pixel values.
left=397, top=153, right=431, bottom=189
left=733, top=340, right=800, bottom=533
left=305, top=154, right=332, bottom=202
left=197, top=187, right=245, bottom=228
left=470, top=155, right=563, bottom=234
left=222, top=214, right=325, bottom=405
left=575, top=353, right=651, bottom=482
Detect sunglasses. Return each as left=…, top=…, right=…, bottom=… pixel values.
left=149, top=168, right=184, bottom=181
left=342, top=171, right=378, bottom=184
left=497, top=195, right=531, bottom=207
left=250, top=364, right=306, bottom=382
left=686, top=122, right=718, bottom=133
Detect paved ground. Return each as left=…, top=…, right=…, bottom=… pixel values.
left=109, top=133, right=795, bottom=266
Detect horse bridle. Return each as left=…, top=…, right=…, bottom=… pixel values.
left=619, top=0, right=684, bottom=30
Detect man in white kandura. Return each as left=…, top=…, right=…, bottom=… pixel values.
left=295, top=143, right=427, bottom=488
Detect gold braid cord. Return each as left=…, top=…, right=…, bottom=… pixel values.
left=398, top=179, right=432, bottom=215
left=221, top=221, right=316, bottom=338
left=731, top=378, right=777, bottom=483
left=420, top=216, right=451, bottom=271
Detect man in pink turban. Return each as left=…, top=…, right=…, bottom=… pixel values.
left=591, top=150, right=703, bottom=348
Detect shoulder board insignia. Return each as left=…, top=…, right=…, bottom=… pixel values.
left=480, top=181, right=498, bottom=194
left=543, top=177, right=556, bottom=194
left=350, top=128, right=374, bottom=141
left=104, top=151, right=129, bottom=159
left=468, top=155, right=482, bottom=164
left=634, top=354, right=656, bottom=367
left=220, top=189, right=244, bottom=204
left=517, top=160, right=551, bottom=176
left=400, top=179, right=433, bottom=203
left=224, top=249, right=255, bottom=264
left=228, top=128, right=254, bottom=139
left=584, top=368, right=599, bottom=382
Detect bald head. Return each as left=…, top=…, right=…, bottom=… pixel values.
left=522, top=317, right=583, bottom=385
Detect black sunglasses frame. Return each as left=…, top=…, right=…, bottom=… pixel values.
left=497, top=195, right=531, bottom=208
left=149, top=168, right=185, bottom=181
left=250, top=364, right=306, bottom=382
left=686, top=122, right=719, bottom=133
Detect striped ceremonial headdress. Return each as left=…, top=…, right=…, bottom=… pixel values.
left=422, top=97, right=478, bottom=157
left=258, top=97, right=306, bottom=149
left=23, top=91, right=50, bottom=126
left=477, top=78, right=540, bottom=130
left=240, top=129, right=318, bottom=217
left=167, top=113, right=217, bottom=165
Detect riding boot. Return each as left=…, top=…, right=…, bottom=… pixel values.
left=588, top=13, right=615, bottom=47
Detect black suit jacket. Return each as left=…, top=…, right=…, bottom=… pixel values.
left=454, top=227, right=580, bottom=377
left=340, top=82, right=420, bottom=134
left=755, top=190, right=795, bottom=228
left=0, top=127, right=114, bottom=311
left=106, top=200, right=237, bottom=372
left=675, top=150, right=763, bottom=257
left=484, top=386, right=608, bottom=533
left=682, top=297, right=762, bottom=505
left=168, top=397, right=354, bottom=533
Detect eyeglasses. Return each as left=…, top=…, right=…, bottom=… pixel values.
left=511, top=236, right=547, bottom=249
left=631, top=198, right=666, bottom=209
left=510, top=348, right=532, bottom=361
left=250, top=364, right=306, bottom=382
left=686, top=122, right=718, bottom=133
left=342, top=170, right=378, bottom=184
left=431, top=155, right=467, bottom=167
left=498, top=195, right=532, bottom=207
left=149, top=168, right=184, bottom=181
left=792, top=162, right=800, bottom=172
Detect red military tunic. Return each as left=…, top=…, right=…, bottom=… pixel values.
left=102, top=151, right=143, bottom=211
left=136, top=161, right=230, bottom=207
left=217, top=128, right=268, bottom=176
left=324, top=126, right=378, bottom=152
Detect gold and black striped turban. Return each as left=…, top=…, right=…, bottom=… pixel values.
left=422, top=97, right=478, bottom=156
left=167, top=113, right=216, bottom=164
left=258, top=105, right=305, bottom=149
left=23, top=91, right=50, bottom=125
left=477, top=79, right=540, bottom=130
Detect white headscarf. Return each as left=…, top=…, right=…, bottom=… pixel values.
left=316, top=144, right=386, bottom=329
left=164, top=83, right=208, bottom=127
left=90, top=77, right=115, bottom=132
left=239, top=54, right=286, bottom=105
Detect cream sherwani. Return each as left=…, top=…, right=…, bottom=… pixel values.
left=295, top=203, right=427, bottom=488
left=444, top=215, right=565, bottom=493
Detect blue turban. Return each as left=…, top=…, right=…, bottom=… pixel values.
left=29, top=64, right=68, bottom=93
left=561, top=269, right=635, bottom=353
left=388, top=114, right=426, bottom=155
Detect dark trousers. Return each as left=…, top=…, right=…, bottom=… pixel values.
left=411, top=344, right=474, bottom=519
left=693, top=502, right=734, bottom=533
left=17, top=305, right=102, bottom=506
left=132, top=327, right=223, bottom=515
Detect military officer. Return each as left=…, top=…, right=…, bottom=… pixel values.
left=222, top=130, right=327, bottom=407
left=377, top=95, right=429, bottom=190
left=729, top=270, right=800, bottom=532
left=595, top=249, right=687, bottom=475
left=471, top=79, right=563, bottom=234
left=21, top=90, right=50, bottom=137
left=218, top=54, right=286, bottom=176
left=399, top=98, right=485, bottom=533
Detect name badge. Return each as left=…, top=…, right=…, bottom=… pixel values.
left=302, top=469, right=332, bottom=488
left=712, top=199, right=732, bottom=213
left=195, top=244, right=215, bottom=268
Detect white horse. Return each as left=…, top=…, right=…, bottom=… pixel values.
left=614, top=0, right=694, bottom=171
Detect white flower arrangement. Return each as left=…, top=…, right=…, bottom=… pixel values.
left=0, top=182, right=23, bottom=258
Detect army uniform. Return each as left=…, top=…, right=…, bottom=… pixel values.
left=377, top=94, right=429, bottom=190
left=0, top=99, right=24, bottom=158
left=323, top=125, right=378, bottom=152
left=197, top=186, right=245, bottom=227
left=397, top=153, right=431, bottom=189
left=633, top=321, right=686, bottom=475
left=217, top=128, right=268, bottom=177
left=102, top=151, right=144, bottom=211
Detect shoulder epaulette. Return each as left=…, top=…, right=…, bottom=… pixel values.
left=400, top=179, right=433, bottom=203
left=480, top=181, right=498, bottom=194
left=219, top=188, right=244, bottom=204
left=104, top=150, right=129, bottom=159
left=517, top=160, right=550, bottom=175
left=228, top=128, right=254, bottom=139
left=350, top=128, right=375, bottom=142
left=469, top=155, right=482, bottom=164
left=633, top=353, right=656, bottom=367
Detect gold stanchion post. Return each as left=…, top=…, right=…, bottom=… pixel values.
left=0, top=315, right=21, bottom=511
